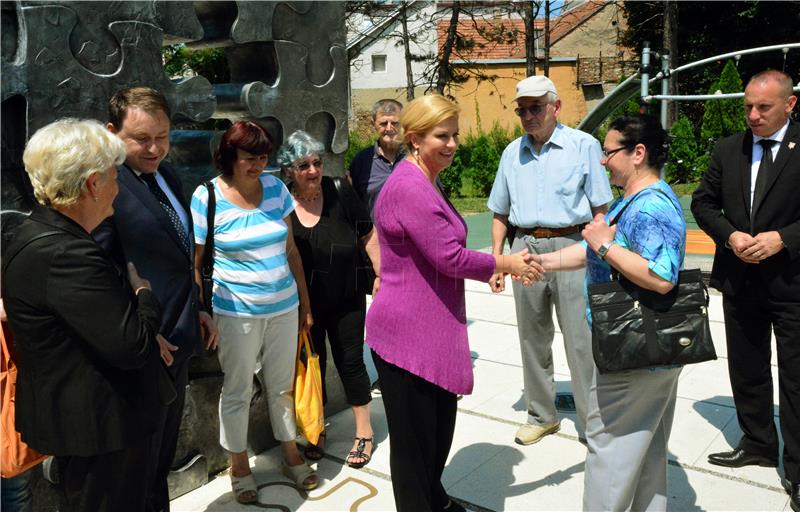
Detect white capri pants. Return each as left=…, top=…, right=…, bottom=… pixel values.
left=215, top=309, right=298, bottom=453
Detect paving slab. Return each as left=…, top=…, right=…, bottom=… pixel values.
left=173, top=276, right=790, bottom=511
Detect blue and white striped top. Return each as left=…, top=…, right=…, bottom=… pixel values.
left=190, top=173, right=298, bottom=318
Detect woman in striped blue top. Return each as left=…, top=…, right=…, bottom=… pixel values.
left=190, top=121, right=317, bottom=502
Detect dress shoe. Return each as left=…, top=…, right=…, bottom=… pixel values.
left=784, top=480, right=799, bottom=512
left=707, top=447, right=777, bottom=468
left=514, top=421, right=560, bottom=445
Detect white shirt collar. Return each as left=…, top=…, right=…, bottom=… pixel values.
left=753, top=119, right=790, bottom=145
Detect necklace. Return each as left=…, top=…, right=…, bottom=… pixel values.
left=294, top=189, right=321, bottom=202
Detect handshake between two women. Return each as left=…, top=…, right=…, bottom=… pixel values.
left=489, top=249, right=544, bottom=292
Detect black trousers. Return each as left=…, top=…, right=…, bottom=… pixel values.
left=723, top=281, right=800, bottom=482
left=149, top=358, right=190, bottom=512
left=310, top=295, right=371, bottom=406
left=373, top=350, right=457, bottom=512
left=57, top=434, right=154, bottom=512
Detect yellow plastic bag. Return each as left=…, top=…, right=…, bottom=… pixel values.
left=294, top=330, right=324, bottom=445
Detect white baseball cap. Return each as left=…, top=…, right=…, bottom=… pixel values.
left=515, top=76, right=557, bottom=101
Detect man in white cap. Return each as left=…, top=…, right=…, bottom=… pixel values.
left=487, top=75, right=612, bottom=445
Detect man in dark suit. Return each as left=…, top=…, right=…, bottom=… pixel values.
left=692, top=70, right=799, bottom=511
left=94, top=87, right=218, bottom=512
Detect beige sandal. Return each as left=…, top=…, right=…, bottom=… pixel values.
left=281, top=460, right=319, bottom=490
left=230, top=473, right=258, bottom=504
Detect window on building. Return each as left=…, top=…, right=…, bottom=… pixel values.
left=371, top=54, right=387, bottom=73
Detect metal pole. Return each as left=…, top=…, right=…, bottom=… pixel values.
left=660, top=52, right=669, bottom=181
left=640, top=42, right=651, bottom=111
left=660, top=52, right=669, bottom=127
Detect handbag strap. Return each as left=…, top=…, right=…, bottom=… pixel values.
left=298, top=329, right=317, bottom=357
left=332, top=177, right=358, bottom=233
left=201, top=181, right=215, bottom=279
left=606, top=186, right=679, bottom=281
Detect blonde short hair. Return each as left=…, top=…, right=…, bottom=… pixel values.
left=400, top=95, right=460, bottom=153
left=23, top=119, right=126, bottom=208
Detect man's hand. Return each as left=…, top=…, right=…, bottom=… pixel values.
left=582, top=213, right=616, bottom=252
left=738, top=231, right=784, bottom=262
left=198, top=311, right=219, bottom=350
left=157, top=334, right=178, bottom=366
left=489, top=272, right=507, bottom=293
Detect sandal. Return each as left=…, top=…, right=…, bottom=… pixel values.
left=281, top=460, right=319, bottom=490
left=304, top=431, right=326, bottom=461
left=230, top=473, right=258, bottom=504
left=346, top=437, right=376, bottom=469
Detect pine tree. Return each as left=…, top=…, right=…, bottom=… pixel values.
left=666, top=115, right=699, bottom=183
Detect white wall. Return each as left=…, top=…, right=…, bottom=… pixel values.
left=348, top=3, right=437, bottom=91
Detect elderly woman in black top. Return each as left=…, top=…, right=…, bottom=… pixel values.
left=2, top=118, right=172, bottom=511
left=278, top=130, right=380, bottom=468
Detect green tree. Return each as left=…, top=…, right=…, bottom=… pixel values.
left=163, top=45, right=229, bottom=83
left=620, top=1, right=800, bottom=129
left=666, top=115, right=699, bottom=183
left=699, top=60, right=746, bottom=171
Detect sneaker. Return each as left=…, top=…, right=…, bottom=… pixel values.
left=514, top=422, right=560, bottom=445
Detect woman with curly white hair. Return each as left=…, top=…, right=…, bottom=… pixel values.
left=2, top=118, right=173, bottom=511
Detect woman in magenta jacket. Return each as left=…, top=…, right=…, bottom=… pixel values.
left=366, top=95, right=541, bottom=512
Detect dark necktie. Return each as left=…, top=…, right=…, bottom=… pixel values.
left=140, top=173, right=191, bottom=253
left=751, top=139, right=776, bottom=223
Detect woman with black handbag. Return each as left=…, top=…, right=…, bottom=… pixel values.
left=278, top=130, right=380, bottom=468
left=533, top=115, right=687, bottom=511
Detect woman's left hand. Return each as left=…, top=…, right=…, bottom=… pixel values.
left=198, top=310, right=219, bottom=351
left=582, top=213, right=616, bottom=252
left=371, top=276, right=381, bottom=296
left=300, top=303, right=313, bottom=332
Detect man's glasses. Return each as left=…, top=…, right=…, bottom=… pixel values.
left=514, top=104, right=548, bottom=117
left=295, top=158, right=323, bottom=172
left=602, top=147, right=629, bottom=159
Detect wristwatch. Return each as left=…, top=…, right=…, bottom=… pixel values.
left=597, top=240, right=617, bottom=260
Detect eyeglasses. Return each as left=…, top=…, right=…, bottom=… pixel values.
left=514, top=104, right=548, bottom=117
left=601, top=147, right=629, bottom=159
left=294, top=158, right=323, bottom=172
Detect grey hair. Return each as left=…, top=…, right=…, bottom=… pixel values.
left=276, top=130, right=325, bottom=168
left=371, top=98, right=403, bottom=120
left=546, top=92, right=559, bottom=104
left=23, top=118, right=126, bottom=208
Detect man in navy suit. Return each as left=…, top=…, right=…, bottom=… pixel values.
left=692, top=70, right=799, bottom=511
left=94, top=87, right=218, bottom=512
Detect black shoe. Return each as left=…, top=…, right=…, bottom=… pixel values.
left=707, top=447, right=777, bottom=468
left=785, top=481, right=799, bottom=512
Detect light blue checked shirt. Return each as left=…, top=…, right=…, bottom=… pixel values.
left=488, top=124, right=613, bottom=228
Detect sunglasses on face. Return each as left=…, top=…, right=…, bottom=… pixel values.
left=294, top=158, right=323, bottom=172
left=514, top=104, right=548, bottom=117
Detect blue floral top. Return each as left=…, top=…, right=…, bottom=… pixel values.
left=584, top=180, right=686, bottom=324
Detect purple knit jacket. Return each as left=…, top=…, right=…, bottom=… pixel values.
left=365, top=159, right=496, bottom=395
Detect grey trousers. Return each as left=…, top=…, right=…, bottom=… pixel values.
left=583, top=367, right=681, bottom=512
left=511, top=233, right=593, bottom=435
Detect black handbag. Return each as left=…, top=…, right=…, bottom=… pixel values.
left=588, top=189, right=717, bottom=374
left=332, top=177, right=376, bottom=295
left=200, top=180, right=215, bottom=314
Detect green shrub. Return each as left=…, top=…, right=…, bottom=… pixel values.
left=440, top=150, right=465, bottom=198
left=666, top=115, right=700, bottom=183
left=344, top=131, right=374, bottom=171
left=463, top=134, right=500, bottom=196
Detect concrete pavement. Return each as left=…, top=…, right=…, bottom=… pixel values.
left=172, top=267, right=791, bottom=512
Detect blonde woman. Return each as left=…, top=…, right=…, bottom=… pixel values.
left=365, top=95, right=542, bottom=511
